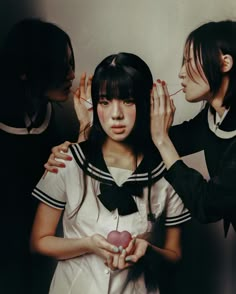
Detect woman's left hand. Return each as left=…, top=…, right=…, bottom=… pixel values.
left=150, top=80, right=176, bottom=146
left=123, top=238, right=149, bottom=264
left=105, top=238, right=137, bottom=271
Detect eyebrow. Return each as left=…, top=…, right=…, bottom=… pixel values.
left=99, top=94, right=108, bottom=98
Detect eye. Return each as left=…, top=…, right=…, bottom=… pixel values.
left=98, top=98, right=109, bottom=106
left=184, top=57, right=192, bottom=64
left=123, top=98, right=135, bottom=105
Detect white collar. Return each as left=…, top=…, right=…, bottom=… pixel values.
left=208, top=107, right=236, bottom=139
left=0, top=103, right=52, bottom=135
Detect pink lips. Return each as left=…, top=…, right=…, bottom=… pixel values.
left=111, top=125, right=125, bottom=134
left=181, top=83, right=186, bottom=93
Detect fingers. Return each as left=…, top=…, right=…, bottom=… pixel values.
left=79, top=72, right=86, bottom=97
left=151, top=79, right=173, bottom=116
left=44, top=141, right=73, bottom=173
left=86, top=75, right=93, bottom=100
left=52, top=141, right=71, bottom=154
left=151, top=83, right=159, bottom=113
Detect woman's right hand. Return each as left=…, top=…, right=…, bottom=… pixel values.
left=73, top=72, right=93, bottom=138
left=150, top=79, right=176, bottom=145
left=88, top=234, right=120, bottom=267
left=44, top=141, right=73, bottom=173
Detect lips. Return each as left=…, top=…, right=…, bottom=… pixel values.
left=181, top=83, right=186, bottom=93
left=111, top=125, right=126, bottom=134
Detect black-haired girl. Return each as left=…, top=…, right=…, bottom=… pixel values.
left=151, top=20, right=236, bottom=237
left=0, top=18, right=75, bottom=293
left=31, top=53, right=190, bottom=293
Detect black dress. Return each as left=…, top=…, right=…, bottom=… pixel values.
left=0, top=102, right=78, bottom=294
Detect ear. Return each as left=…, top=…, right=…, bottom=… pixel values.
left=221, top=54, right=233, bottom=73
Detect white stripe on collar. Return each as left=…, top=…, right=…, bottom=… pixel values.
left=0, top=103, right=52, bottom=135
left=208, top=107, right=236, bottom=139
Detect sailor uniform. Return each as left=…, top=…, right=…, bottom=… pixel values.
left=167, top=103, right=236, bottom=236
left=33, top=141, right=190, bottom=294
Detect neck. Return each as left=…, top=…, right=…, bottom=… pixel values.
left=209, top=76, right=229, bottom=117
left=102, top=138, right=142, bottom=170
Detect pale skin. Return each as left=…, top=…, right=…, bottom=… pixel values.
left=32, top=80, right=182, bottom=271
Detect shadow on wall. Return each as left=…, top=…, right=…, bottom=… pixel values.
left=0, top=0, right=40, bottom=47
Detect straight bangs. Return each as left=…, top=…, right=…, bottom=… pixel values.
left=93, top=66, right=135, bottom=102
left=183, top=38, right=207, bottom=84
left=185, top=22, right=224, bottom=99
left=89, top=52, right=153, bottom=153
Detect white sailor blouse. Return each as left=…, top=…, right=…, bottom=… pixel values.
left=32, top=141, right=190, bottom=294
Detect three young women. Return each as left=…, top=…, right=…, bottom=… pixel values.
left=30, top=52, right=190, bottom=293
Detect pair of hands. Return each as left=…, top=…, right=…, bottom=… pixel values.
left=45, top=78, right=176, bottom=172
left=89, top=234, right=149, bottom=271
left=73, top=73, right=175, bottom=144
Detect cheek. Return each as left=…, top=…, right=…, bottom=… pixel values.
left=127, top=108, right=136, bottom=126
left=97, top=106, right=105, bottom=124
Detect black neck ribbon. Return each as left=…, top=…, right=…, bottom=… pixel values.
left=98, top=183, right=143, bottom=216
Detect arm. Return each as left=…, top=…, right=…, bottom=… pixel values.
left=165, top=139, right=236, bottom=223
left=44, top=73, right=93, bottom=173
left=128, top=226, right=181, bottom=263
left=151, top=80, right=236, bottom=223
left=30, top=202, right=119, bottom=260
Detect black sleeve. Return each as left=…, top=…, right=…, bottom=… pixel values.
left=165, top=139, right=236, bottom=224
left=169, top=106, right=207, bottom=157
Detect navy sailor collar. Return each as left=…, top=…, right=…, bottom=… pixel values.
left=69, top=141, right=166, bottom=187
left=207, top=104, right=236, bottom=139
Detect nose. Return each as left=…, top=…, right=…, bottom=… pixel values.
left=178, top=63, right=186, bottom=80
left=66, top=66, right=75, bottom=81
left=111, top=100, right=124, bottom=120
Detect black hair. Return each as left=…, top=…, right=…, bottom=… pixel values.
left=0, top=18, right=75, bottom=119
left=183, top=20, right=236, bottom=107
left=89, top=52, right=153, bottom=154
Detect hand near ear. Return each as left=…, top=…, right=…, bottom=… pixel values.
left=72, top=73, right=93, bottom=139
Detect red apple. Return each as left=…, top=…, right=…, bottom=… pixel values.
left=107, top=230, right=132, bottom=249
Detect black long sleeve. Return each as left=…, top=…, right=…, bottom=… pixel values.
left=165, top=138, right=236, bottom=231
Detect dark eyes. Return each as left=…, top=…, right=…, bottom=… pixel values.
left=98, top=98, right=135, bottom=106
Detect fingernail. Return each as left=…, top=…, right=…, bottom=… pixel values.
left=125, top=256, right=132, bottom=262
left=157, top=79, right=161, bottom=83
left=119, top=246, right=123, bottom=252
left=67, top=156, right=73, bottom=161
left=113, top=247, right=119, bottom=253
left=52, top=168, right=58, bottom=173
left=60, top=163, right=66, bottom=168
left=153, top=83, right=156, bottom=87
left=122, top=249, right=126, bottom=255
left=162, top=80, right=166, bottom=86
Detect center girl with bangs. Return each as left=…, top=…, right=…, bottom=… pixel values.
left=90, top=53, right=152, bottom=153
left=31, top=52, right=190, bottom=294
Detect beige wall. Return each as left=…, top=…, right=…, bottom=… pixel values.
left=34, top=0, right=236, bottom=124
left=1, top=1, right=236, bottom=293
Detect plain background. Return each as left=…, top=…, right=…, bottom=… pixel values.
left=1, top=1, right=236, bottom=293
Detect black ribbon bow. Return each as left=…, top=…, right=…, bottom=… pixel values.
left=98, top=183, right=143, bottom=215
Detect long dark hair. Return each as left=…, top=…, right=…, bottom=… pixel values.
left=183, top=20, right=236, bottom=108
left=89, top=52, right=153, bottom=154
left=0, top=18, right=75, bottom=120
